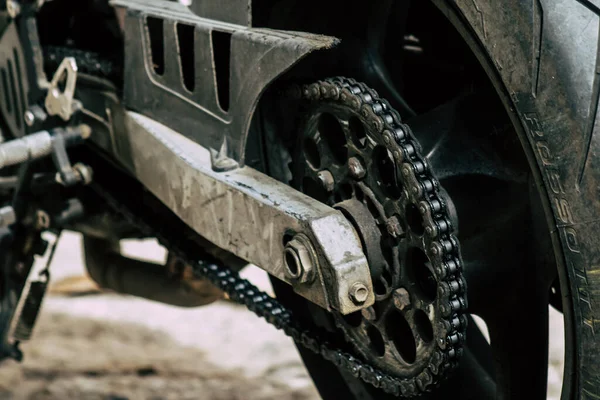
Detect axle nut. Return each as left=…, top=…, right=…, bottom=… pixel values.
left=349, top=282, right=369, bottom=304
left=283, top=234, right=317, bottom=284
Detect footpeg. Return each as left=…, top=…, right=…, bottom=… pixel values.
left=5, top=233, right=59, bottom=358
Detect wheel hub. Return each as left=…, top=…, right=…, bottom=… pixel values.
left=335, top=198, right=386, bottom=280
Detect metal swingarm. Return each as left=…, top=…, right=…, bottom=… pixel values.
left=111, top=112, right=374, bottom=315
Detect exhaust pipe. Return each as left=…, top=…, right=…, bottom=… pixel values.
left=83, top=237, right=226, bottom=307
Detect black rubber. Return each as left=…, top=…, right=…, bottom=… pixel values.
left=432, top=1, right=600, bottom=398
left=267, top=1, right=600, bottom=398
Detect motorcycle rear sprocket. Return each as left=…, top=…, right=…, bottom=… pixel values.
left=289, top=77, right=468, bottom=381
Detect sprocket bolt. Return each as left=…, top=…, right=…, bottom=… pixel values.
left=393, top=287, right=411, bottom=310
left=386, top=216, right=403, bottom=239
left=348, top=157, right=366, bottom=180
left=317, top=170, right=335, bottom=192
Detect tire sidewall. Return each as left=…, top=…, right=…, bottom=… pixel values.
left=434, top=1, right=600, bottom=398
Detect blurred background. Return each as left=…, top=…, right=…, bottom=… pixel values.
left=0, top=232, right=565, bottom=399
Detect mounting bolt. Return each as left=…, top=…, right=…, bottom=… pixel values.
left=24, top=106, right=47, bottom=127
left=361, top=306, right=376, bottom=321
left=35, top=210, right=50, bottom=230
left=386, top=216, right=403, bottom=239
left=349, top=282, right=369, bottom=304
left=283, top=234, right=317, bottom=284
left=23, top=111, right=35, bottom=127
left=348, top=157, right=365, bottom=180
left=210, top=140, right=238, bottom=172
left=393, top=287, right=411, bottom=310
left=73, top=163, right=93, bottom=185
left=6, top=0, right=20, bottom=18
left=317, top=170, right=335, bottom=192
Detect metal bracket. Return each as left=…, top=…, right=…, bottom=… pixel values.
left=210, top=139, right=239, bottom=172
left=117, top=112, right=374, bottom=314
left=111, top=0, right=338, bottom=163
left=50, top=129, right=94, bottom=187
left=44, top=57, right=80, bottom=121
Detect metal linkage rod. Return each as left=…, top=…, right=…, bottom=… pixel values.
left=0, top=125, right=90, bottom=170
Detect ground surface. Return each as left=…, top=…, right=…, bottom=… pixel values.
left=0, top=232, right=564, bottom=399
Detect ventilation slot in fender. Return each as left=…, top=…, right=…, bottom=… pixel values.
left=176, top=23, right=195, bottom=92
left=7, top=59, right=20, bottom=129
left=146, top=17, right=165, bottom=75
left=211, top=30, right=231, bottom=112
left=1, top=68, right=11, bottom=114
left=13, top=48, right=26, bottom=125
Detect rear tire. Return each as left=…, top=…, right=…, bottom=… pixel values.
left=264, top=1, right=600, bottom=398
left=434, top=1, right=600, bottom=398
